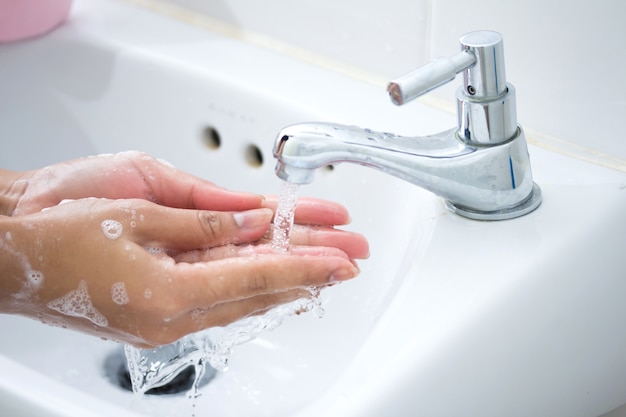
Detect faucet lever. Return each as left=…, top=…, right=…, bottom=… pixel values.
left=388, top=31, right=516, bottom=145
left=387, top=50, right=475, bottom=105
left=387, top=30, right=508, bottom=106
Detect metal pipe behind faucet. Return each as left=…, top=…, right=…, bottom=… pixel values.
left=272, top=31, right=542, bottom=221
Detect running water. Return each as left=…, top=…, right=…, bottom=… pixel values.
left=271, top=181, right=300, bottom=252
left=124, top=180, right=325, bottom=400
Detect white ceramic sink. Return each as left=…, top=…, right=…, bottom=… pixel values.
left=1, top=1, right=626, bottom=417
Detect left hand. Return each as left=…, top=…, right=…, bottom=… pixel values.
left=9, top=151, right=264, bottom=216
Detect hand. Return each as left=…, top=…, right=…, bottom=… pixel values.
left=8, top=151, right=265, bottom=216
left=0, top=153, right=369, bottom=347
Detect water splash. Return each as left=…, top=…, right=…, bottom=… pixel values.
left=124, top=179, right=325, bottom=398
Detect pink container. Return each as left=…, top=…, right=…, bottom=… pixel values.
left=0, top=0, right=73, bottom=43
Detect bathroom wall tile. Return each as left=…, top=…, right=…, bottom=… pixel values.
left=429, top=0, right=626, bottom=159
left=168, top=0, right=431, bottom=80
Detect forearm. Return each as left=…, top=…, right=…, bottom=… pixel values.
left=0, top=169, right=27, bottom=216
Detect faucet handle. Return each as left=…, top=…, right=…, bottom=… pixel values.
left=387, top=50, right=475, bottom=105
left=388, top=31, right=508, bottom=105
left=388, top=30, right=517, bottom=145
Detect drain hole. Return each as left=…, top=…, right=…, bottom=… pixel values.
left=201, top=126, right=221, bottom=150
left=245, top=144, right=263, bottom=168
left=103, top=348, right=215, bottom=396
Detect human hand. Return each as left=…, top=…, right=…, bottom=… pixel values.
left=1, top=185, right=368, bottom=348
left=7, top=151, right=264, bottom=216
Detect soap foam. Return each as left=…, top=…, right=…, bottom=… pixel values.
left=111, top=282, right=130, bottom=305
left=13, top=269, right=45, bottom=300
left=1, top=235, right=45, bottom=300
left=47, top=280, right=108, bottom=327
left=26, top=270, right=44, bottom=288
left=144, top=247, right=166, bottom=256
left=101, top=220, right=123, bottom=239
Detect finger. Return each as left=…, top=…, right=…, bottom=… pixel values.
left=172, top=254, right=358, bottom=307
left=262, top=196, right=351, bottom=226
left=134, top=206, right=273, bottom=250
left=288, top=225, right=370, bottom=259
left=129, top=154, right=265, bottom=211
left=172, top=243, right=352, bottom=263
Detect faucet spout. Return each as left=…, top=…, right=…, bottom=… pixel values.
left=273, top=122, right=541, bottom=220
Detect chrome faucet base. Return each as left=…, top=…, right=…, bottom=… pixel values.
left=445, top=183, right=542, bottom=221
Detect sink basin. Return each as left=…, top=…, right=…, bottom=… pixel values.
left=1, top=1, right=626, bottom=417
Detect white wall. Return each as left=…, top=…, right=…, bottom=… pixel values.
left=164, top=0, right=626, bottom=162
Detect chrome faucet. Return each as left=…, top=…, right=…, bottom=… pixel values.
left=272, top=31, right=541, bottom=220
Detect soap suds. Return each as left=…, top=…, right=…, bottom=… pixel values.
left=47, top=280, right=108, bottom=327
left=144, top=247, right=166, bottom=256
left=101, top=220, right=123, bottom=239
left=14, top=269, right=45, bottom=300
left=0, top=235, right=44, bottom=300
left=111, top=282, right=130, bottom=305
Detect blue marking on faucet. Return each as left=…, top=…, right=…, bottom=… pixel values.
left=509, top=156, right=516, bottom=189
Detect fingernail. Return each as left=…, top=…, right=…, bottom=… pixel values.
left=233, top=208, right=273, bottom=229
left=329, top=265, right=359, bottom=282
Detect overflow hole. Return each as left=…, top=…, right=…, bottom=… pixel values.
left=245, top=144, right=264, bottom=168
left=202, top=126, right=221, bottom=150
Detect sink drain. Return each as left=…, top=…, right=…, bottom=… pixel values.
left=103, top=348, right=216, bottom=395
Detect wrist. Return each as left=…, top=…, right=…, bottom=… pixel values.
left=0, top=169, right=27, bottom=216
left=0, top=216, right=27, bottom=311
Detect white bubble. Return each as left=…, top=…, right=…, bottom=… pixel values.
left=13, top=269, right=45, bottom=300
left=143, top=288, right=152, bottom=299
left=47, top=280, right=108, bottom=327
left=101, top=220, right=123, bottom=239
left=111, top=282, right=130, bottom=305
left=27, top=270, right=44, bottom=288
left=191, top=308, right=208, bottom=322
left=144, top=247, right=165, bottom=256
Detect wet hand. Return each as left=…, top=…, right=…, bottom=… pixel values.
left=0, top=197, right=368, bottom=348
left=8, top=151, right=264, bottom=216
